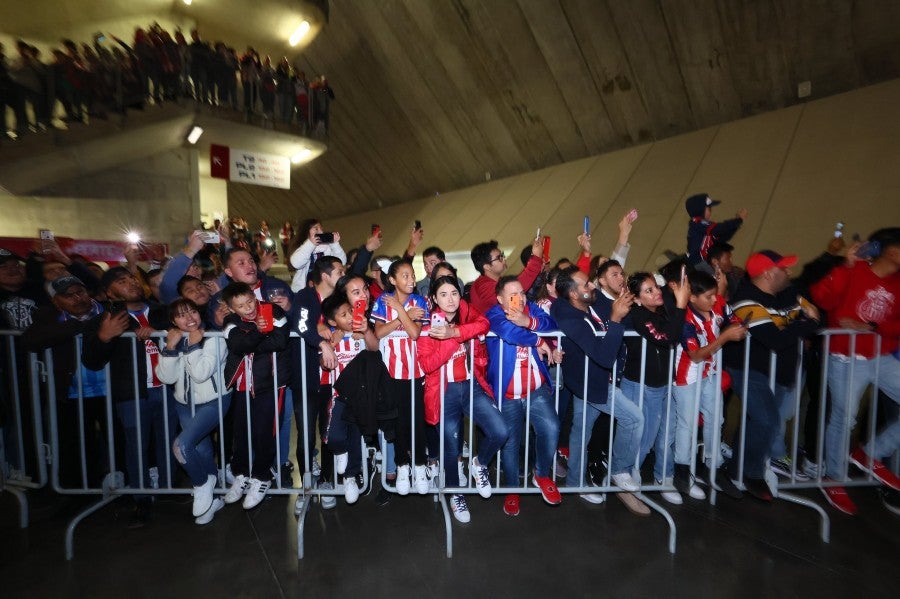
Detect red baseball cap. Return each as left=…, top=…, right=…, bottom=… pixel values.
left=745, top=250, right=798, bottom=278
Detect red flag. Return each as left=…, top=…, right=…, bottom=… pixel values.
left=210, top=144, right=230, bottom=180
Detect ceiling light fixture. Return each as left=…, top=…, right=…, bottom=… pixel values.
left=183, top=0, right=192, bottom=5
left=291, top=147, right=312, bottom=164
left=289, top=21, right=311, bottom=47
left=186, top=126, right=203, bottom=144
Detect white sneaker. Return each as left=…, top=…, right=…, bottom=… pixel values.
left=802, top=456, right=823, bottom=479
left=192, top=474, right=216, bottom=517
left=428, top=461, right=440, bottom=489
left=720, top=441, right=733, bottom=460
left=688, top=483, right=706, bottom=500
left=414, top=465, right=429, bottom=495
left=344, top=476, right=360, bottom=504
left=224, top=475, right=248, bottom=504
left=579, top=493, right=606, bottom=504
left=471, top=458, right=492, bottom=498
left=195, top=498, right=224, bottom=525
left=657, top=478, right=683, bottom=505
left=319, top=481, right=337, bottom=509
left=457, top=460, right=467, bottom=487
left=612, top=472, right=640, bottom=492
left=462, top=442, right=470, bottom=459
left=224, top=463, right=235, bottom=485
left=149, top=466, right=159, bottom=489
left=335, top=452, right=349, bottom=475
left=450, top=494, right=471, bottom=523
left=242, top=478, right=270, bottom=509
left=396, top=465, right=411, bottom=495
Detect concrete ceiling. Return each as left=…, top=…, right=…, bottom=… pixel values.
left=4, top=0, right=900, bottom=223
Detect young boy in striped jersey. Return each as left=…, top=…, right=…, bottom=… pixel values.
left=672, top=271, right=746, bottom=500
left=320, top=292, right=378, bottom=503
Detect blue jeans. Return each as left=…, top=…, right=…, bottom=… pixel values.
left=173, top=395, right=231, bottom=486
left=622, top=378, right=674, bottom=481
left=440, top=381, right=508, bottom=482
left=499, top=385, right=559, bottom=484
left=325, top=398, right=363, bottom=477
left=725, top=368, right=780, bottom=479
left=825, top=353, right=900, bottom=479
left=674, top=377, right=723, bottom=468
left=770, top=380, right=801, bottom=460
left=115, top=387, right=178, bottom=490
left=567, top=385, right=643, bottom=486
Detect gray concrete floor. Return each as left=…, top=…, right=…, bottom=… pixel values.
left=2, top=481, right=899, bottom=598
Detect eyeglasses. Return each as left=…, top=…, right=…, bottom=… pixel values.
left=490, top=252, right=506, bottom=264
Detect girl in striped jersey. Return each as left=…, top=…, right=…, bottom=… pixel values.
left=370, top=259, right=433, bottom=495
left=418, top=276, right=508, bottom=523
left=320, top=292, right=378, bottom=504
left=672, top=271, right=746, bottom=500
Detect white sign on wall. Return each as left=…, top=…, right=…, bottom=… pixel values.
left=210, top=144, right=290, bottom=190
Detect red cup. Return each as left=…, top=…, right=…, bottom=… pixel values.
left=257, top=303, right=274, bottom=333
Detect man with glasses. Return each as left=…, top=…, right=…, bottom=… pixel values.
left=469, top=238, right=544, bottom=314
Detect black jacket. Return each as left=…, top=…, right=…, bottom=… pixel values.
left=333, top=350, right=397, bottom=444
left=81, top=302, right=169, bottom=401
left=622, top=304, right=687, bottom=388
left=223, top=304, right=290, bottom=394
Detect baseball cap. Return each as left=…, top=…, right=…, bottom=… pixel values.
left=100, top=266, right=132, bottom=289
left=0, top=248, right=23, bottom=265
left=745, top=250, right=798, bottom=278
left=685, top=193, right=721, bottom=218
left=47, top=275, right=86, bottom=298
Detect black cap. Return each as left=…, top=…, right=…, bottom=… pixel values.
left=47, top=275, right=86, bottom=298
left=0, top=248, right=23, bottom=265
left=685, top=193, right=721, bottom=218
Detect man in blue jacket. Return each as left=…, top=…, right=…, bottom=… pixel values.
left=486, top=275, right=562, bottom=517
left=551, top=269, right=648, bottom=515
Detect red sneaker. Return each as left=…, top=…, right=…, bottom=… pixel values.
left=557, top=447, right=570, bottom=459
left=849, top=446, right=900, bottom=491
left=821, top=484, right=858, bottom=516
left=503, top=493, right=520, bottom=517
left=533, top=474, right=562, bottom=505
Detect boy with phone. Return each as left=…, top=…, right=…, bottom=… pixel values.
left=672, top=271, right=747, bottom=500
left=221, top=281, right=290, bottom=510
left=319, top=292, right=378, bottom=504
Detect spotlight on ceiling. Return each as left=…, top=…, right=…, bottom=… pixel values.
left=289, top=21, right=311, bottom=47
left=183, top=0, right=192, bottom=5
left=186, top=126, right=203, bottom=144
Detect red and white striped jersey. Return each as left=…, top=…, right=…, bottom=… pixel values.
left=129, top=308, right=162, bottom=388
left=325, top=332, right=366, bottom=396
left=371, top=293, right=429, bottom=380
left=505, top=344, right=543, bottom=399
left=675, top=296, right=730, bottom=386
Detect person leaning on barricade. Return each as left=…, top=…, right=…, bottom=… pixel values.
left=418, top=275, right=508, bottom=524
left=23, top=276, right=110, bottom=489
left=551, top=268, right=650, bottom=516
left=318, top=292, right=379, bottom=505
left=486, top=275, right=562, bottom=516
left=810, top=227, right=900, bottom=515
left=724, top=251, right=821, bottom=501
left=672, top=271, right=746, bottom=502
left=620, top=270, right=689, bottom=505
left=221, top=282, right=290, bottom=510
left=81, top=266, right=174, bottom=527
left=155, top=298, right=229, bottom=525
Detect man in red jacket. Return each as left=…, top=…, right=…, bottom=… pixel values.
left=469, top=237, right=544, bottom=314
left=810, top=227, right=900, bottom=515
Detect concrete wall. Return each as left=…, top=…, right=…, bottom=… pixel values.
left=326, top=79, right=900, bottom=282
left=0, top=149, right=196, bottom=250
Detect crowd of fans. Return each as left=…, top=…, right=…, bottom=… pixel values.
left=0, top=24, right=334, bottom=141
left=1, top=197, right=898, bottom=529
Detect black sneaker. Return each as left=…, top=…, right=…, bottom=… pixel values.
left=713, top=466, right=743, bottom=500
left=271, top=461, right=295, bottom=488
left=744, top=478, right=773, bottom=502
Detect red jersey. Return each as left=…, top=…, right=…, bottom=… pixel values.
left=675, top=296, right=730, bottom=386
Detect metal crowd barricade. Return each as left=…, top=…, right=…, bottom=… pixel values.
left=13, top=323, right=899, bottom=561
left=0, top=330, right=48, bottom=528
